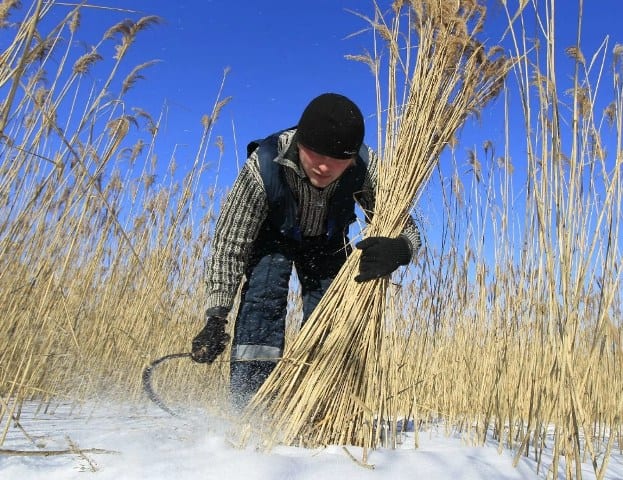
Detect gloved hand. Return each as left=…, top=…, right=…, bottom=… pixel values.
left=191, top=313, right=230, bottom=364
left=355, top=236, right=411, bottom=283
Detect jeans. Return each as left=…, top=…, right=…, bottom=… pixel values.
left=229, top=229, right=349, bottom=409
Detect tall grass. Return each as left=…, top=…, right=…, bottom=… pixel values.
left=0, top=1, right=230, bottom=435
left=0, top=1, right=621, bottom=479
left=370, top=1, right=623, bottom=478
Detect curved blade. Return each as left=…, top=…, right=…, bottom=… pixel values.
left=142, top=352, right=192, bottom=417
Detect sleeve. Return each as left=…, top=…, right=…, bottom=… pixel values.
left=205, top=155, right=268, bottom=313
left=355, top=146, right=422, bottom=259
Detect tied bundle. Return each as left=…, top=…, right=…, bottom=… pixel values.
left=240, top=0, right=509, bottom=452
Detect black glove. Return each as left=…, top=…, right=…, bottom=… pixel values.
left=355, top=236, right=411, bottom=283
left=191, top=314, right=230, bottom=364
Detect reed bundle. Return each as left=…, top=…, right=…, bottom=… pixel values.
left=240, top=0, right=509, bottom=451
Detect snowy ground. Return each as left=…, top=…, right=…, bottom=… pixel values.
left=1, top=402, right=622, bottom=480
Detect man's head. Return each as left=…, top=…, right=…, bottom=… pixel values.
left=296, top=93, right=365, bottom=188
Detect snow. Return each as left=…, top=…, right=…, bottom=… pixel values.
left=1, top=402, right=622, bottom=480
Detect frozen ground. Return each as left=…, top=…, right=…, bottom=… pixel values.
left=1, top=401, right=622, bottom=479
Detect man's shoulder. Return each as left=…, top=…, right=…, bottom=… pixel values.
left=358, top=144, right=378, bottom=169
left=246, top=128, right=296, bottom=163
left=358, top=144, right=371, bottom=163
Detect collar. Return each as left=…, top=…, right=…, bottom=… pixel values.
left=274, top=129, right=307, bottom=178
left=274, top=129, right=357, bottom=191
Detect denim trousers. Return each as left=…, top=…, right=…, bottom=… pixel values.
left=229, top=229, right=349, bottom=408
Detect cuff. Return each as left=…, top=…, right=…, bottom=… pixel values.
left=205, top=306, right=230, bottom=318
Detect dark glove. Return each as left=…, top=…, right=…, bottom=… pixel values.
left=355, top=236, right=411, bottom=283
left=191, top=314, right=230, bottom=364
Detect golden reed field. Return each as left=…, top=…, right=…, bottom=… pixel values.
left=1, top=2, right=621, bottom=478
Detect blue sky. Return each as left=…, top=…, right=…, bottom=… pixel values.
left=115, top=0, right=388, bottom=186
left=19, top=1, right=623, bottom=257
left=109, top=0, right=623, bottom=172
left=36, top=1, right=623, bottom=173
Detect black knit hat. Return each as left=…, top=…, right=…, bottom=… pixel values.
left=296, top=93, right=364, bottom=159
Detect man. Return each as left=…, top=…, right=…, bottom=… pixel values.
left=191, top=93, right=420, bottom=408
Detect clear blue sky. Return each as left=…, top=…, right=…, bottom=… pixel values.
left=114, top=0, right=387, bottom=187
left=25, top=1, right=623, bottom=255
left=37, top=0, right=623, bottom=164
left=50, top=1, right=622, bottom=184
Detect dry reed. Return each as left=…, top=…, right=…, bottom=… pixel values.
left=1, top=1, right=622, bottom=478
left=0, top=1, right=229, bottom=435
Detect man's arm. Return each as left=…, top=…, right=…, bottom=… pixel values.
left=205, top=156, right=268, bottom=313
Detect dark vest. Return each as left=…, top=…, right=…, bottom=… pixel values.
left=247, top=130, right=369, bottom=242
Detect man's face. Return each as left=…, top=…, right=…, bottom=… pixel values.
left=298, top=143, right=354, bottom=188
